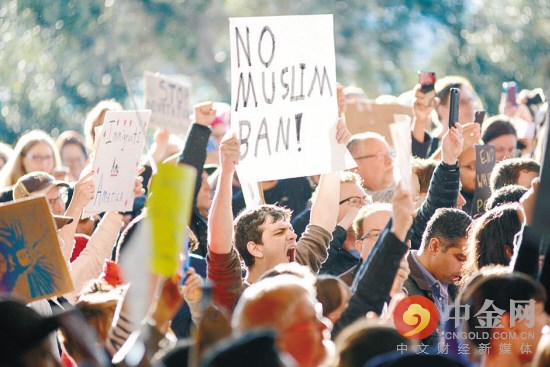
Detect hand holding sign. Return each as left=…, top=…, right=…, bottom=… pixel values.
left=70, top=171, right=95, bottom=210
left=335, top=117, right=352, bottom=146
left=441, top=122, right=464, bottom=165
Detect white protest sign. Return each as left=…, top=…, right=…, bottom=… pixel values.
left=389, top=115, right=412, bottom=191
left=229, top=14, right=355, bottom=182
left=84, top=110, right=150, bottom=216
left=144, top=72, right=191, bottom=134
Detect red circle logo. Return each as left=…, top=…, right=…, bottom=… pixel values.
left=393, top=295, right=439, bottom=340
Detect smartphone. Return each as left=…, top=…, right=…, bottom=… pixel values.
left=503, top=81, right=518, bottom=106
left=448, top=87, right=460, bottom=129
left=418, top=71, right=436, bottom=107
left=474, top=110, right=486, bottom=127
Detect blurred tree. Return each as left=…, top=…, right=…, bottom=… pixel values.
left=0, top=0, right=547, bottom=145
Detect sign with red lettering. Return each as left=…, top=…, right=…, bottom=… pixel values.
left=84, top=110, right=150, bottom=216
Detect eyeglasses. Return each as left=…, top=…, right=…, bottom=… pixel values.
left=47, top=188, right=68, bottom=207
left=359, top=229, right=382, bottom=241
left=353, top=151, right=396, bottom=161
left=25, top=153, right=54, bottom=163
left=339, top=196, right=369, bottom=206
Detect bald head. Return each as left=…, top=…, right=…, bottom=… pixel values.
left=348, top=133, right=394, bottom=192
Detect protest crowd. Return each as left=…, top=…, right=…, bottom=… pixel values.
left=1, top=14, right=550, bottom=367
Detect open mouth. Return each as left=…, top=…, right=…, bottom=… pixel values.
left=452, top=275, right=462, bottom=283
left=286, top=247, right=296, bottom=262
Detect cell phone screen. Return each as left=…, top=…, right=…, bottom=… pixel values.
left=448, top=88, right=460, bottom=129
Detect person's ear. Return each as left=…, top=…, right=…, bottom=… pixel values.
left=246, top=241, right=263, bottom=259
left=428, top=237, right=440, bottom=254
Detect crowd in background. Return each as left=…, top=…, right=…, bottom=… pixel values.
left=0, top=72, right=549, bottom=367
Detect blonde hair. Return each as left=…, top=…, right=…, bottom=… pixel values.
left=0, top=130, right=60, bottom=187
left=84, top=99, right=123, bottom=149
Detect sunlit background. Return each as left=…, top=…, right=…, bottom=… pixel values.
left=0, top=0, right=548, bottom=142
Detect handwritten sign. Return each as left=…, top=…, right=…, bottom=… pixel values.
left=84, top=110, right=150, bottom=216
left=471, top=144, right=496, bottom=217
left=229, top=15, right=355, bottom=182
left=0, top=196, right=73, bottom=303
left=147, top=163, right=196, bottom=277
left=144, top=72, right=191, bottom=134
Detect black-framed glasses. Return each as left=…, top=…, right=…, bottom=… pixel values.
left=339, top=196, right=369, bottom=206
left=359, top=229, right=382, bottom=241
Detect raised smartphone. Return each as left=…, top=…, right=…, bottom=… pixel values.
left=448, top=87, right=460, bottom=128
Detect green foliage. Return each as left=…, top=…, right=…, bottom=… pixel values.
left=0, top=0, right=548, bottom=144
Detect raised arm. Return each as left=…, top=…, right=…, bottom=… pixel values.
left=207, top=133, right=240, bottom=255
left=206, top=133, right=244, bottom=310
left=309, top=118, right=350, bottom=232
left=177, top=102, right=215, bottom=206
left=409, top=122, right=463, bottom=249
left=411, top=85, right=436, bottom=158
left=59, top=171, right=95, bottom=260
left=295, top=119, right=350, bottom=272
left=334, top=183, right=413, bottom=336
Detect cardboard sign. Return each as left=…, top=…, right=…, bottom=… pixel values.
left=147, top=163, right=197, bottom=277
left=144, top=72, right=191, bottom=134
left=0, top=196, right=73, bottom=302
left=471, top=144, right=496, bottom=217
left=229, top=15, right=355, bottom=182
left=345, top=99, right=413, bottom=145
left=84, top=110, right=150, bottom=216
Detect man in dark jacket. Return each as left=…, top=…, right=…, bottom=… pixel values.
left=403, top=207, right=472, bottom=346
